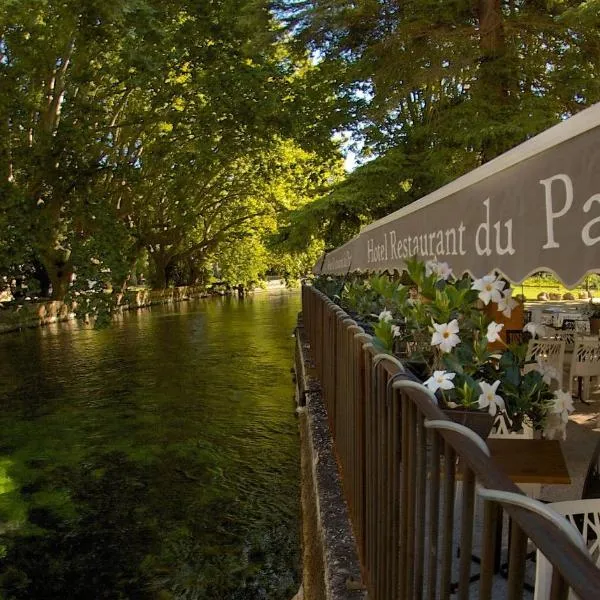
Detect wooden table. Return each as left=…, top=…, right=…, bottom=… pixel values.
left=487, top=438, right=571, bottom=485
left=485, top=438, right=571, bottom=585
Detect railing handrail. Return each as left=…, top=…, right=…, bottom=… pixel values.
left=300, top=284, right=600, bottom=599
left=400, top=380, right=600, bottom=599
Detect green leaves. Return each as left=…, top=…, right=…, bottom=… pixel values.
left=0, top=0, right=344, bottom=298
left=372, top=318, right=396, bottom=353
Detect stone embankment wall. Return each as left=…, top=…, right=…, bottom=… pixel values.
left=115, top=286, right=207, bottom=310
left=294, top=317, right=368, bottom=600
left=0, top=286, right=207, bottom=334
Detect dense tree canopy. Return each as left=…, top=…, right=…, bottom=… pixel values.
left=0, top=0, right=343, bottom=299
left=2, top=0, right=599, bottom=299
left=279, top=0, right=600, bottom=248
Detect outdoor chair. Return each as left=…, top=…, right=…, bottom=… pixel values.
left=474, top=489, right=593, bottom=600
left=524, top=338, right=566, bottom=391
left=569, top=338, right=600, bottom=403
left=533, top=498, right=600, bottom=600
left=552, top=330, right=576, bottom=353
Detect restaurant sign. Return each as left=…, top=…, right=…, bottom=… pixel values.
left=315, top=103, right=600, bottom=287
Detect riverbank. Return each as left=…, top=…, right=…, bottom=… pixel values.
left=0, top=286, right=208, bottom=334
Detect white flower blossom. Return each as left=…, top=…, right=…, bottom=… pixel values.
left=471, top=274, right=505, bottom=305
left=533, top=357, right=559, bottom=385
left=431, top=319, right=461, bottom=353
left=436, top=261, right=453, bottom=281
left=551, top=390, right=574, bottom=424
left=486, top=321, right=504, bottom=343
left=523, top=322, right=555, bottom=338
left=391, top=324, right=401, bottom=338
left=425, top=260, right=437, bottom=276
left=477, top=380, right=506, bottom=416
left=378, top=309, right=393, bottom=322
left=424, top=370, right=456, bottom=393
left=498, top=288, right=518, bottom=318
left=426, top=260, right=453, bottom=281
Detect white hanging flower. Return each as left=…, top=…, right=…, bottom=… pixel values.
left=378, top=309, right=393, bottom=322
left=498, top=288, right=518, bottom=318
left=438, top=262, right=453, bottom=280
left=551, top=390, right=574, bottom=424
left=391, top=324, right=401, bottom=338
left=431, top=319, right=461, bottom=353
left=477, top=380, right=506, bottom=416
left=425, top=260, right=438, bottom=276
left=523, top=322, right=555, bottom=338
left=424, top=370, right=456, bottom=393
left=471, top=274, right=505, bottom=305
left=486, top=321, right=504, bottom=343
left=363, top=280, right=371, bottom=290
left=426, top=260, right=453, bottom=281
left=533, top=357, right=559, bottom=385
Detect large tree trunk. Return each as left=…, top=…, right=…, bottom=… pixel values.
left=39, top=249, right=73, bottom=300
left=477, top=0, right=510, bottom=162
left=148, top=251, right=172, bottom=289
left=185, top=256, right=207, bottom=287
left=32, top=258, right=51, bottom=298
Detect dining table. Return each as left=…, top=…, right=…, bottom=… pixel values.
left=487, top=438, right=571, bottom=485
left=486, top=438, right=571, bottom=582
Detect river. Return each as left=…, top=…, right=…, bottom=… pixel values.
left=0, top=291, right=302, bottom=599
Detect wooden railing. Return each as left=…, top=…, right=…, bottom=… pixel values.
left=301, top=284, right=600, bottom=600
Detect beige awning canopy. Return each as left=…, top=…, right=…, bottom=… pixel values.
left=315, top=102, right=600, bottom=287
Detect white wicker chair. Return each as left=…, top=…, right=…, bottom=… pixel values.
left=524, top=338, right=566, bottom=391
left=534, top=498, right=600, bottom=600
left=569, top=339, right=600, bottom=402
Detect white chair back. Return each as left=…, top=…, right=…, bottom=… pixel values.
left=569, top=339, right=600, bottom=401
left=552, top=331, right=576, bottom=352
left=570, top=339, right=600, bottom=378
left=534, top=498, right=600, bottom=600
left=524, top=338, right=566, bottom=390
left=489, top=412, right=534, bottom=438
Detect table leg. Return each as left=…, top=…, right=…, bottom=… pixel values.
left=578, top=376, right=592, bottom=405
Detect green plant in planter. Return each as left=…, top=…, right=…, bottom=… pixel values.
left=366, top=258, right=570, bottom=434
left=341, top=278, right=378, bottom=320
left=372, top=309, right=401, bottom=352
left=313, top=274, right=343, bottom=301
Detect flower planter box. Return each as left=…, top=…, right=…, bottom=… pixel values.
left=442, top=408, right=495, bottom=440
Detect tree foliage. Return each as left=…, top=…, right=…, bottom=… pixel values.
left=278, top=0, right=600, bottom=249
left=0, top=0, right=343, bottom=299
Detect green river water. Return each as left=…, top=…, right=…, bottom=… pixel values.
left=0, top=291, right=302, bottom=599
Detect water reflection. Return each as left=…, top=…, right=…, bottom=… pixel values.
left=0, top=291, right=301, bottom=599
